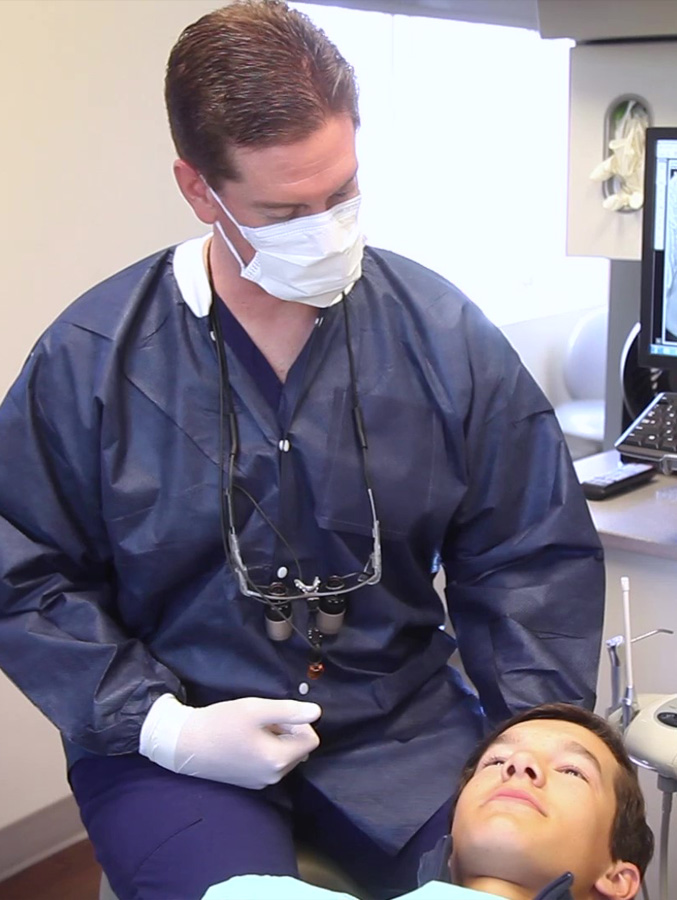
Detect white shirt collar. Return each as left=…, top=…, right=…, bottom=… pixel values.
left=172, top=233, right=212, bottom=318
left=171, top=232, right=357, bottom=317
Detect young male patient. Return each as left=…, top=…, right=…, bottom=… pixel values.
left=201, top=703, right=653, bottom=900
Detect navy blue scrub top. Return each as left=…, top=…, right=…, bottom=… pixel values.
left=214, top=295, right=284, bottom=413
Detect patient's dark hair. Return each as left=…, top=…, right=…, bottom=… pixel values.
left=456, top=703, right=654, bottom=877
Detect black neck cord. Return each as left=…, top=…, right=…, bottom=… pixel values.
left=207, top=280, right=379, bottom=669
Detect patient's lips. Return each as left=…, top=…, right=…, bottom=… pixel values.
left=486, top=787, right=546, bottom=815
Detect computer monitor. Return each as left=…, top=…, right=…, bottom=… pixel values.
left=639, top=126, right=677, bottom=371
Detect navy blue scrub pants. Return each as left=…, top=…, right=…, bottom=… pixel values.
left=70, top=754, right=453, bottom=900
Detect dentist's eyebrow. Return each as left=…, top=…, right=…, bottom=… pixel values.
left=253, top=199, right=308, bottom=211
left=327, top=172, right=358, bottom=197
left=253, top=173, right=358, bottom=211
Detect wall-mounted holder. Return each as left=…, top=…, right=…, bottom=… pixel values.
left=589, top=94, right=651, bottom=212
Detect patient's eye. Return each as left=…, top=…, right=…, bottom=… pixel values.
left=560, top=765, right=588, bottom=781
left=479, top=755, right=505, bottom=769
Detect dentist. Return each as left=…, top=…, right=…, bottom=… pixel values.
left=0, top=3, right=604, bottom=899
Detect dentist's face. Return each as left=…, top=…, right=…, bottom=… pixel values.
left=451, top=719, right=620, bottom=895
left=207, top=114, right=359, bottom=266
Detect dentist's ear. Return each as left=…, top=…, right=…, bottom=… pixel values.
left=173, top=160, right=219, bottom=224
left=594, top=860, right=641, bottom=899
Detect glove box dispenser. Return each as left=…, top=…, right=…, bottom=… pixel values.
left=567, top=40, right=677, bottom=261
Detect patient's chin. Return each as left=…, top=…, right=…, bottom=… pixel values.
left=458, top=813, right=534, bottom=851
left=451, top=821, right=551, bottom=889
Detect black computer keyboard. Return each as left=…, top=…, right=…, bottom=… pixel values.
left=615, top=391, right=677, bottom=473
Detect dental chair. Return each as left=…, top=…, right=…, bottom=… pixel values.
left=99, top=843, right=374, bottom=899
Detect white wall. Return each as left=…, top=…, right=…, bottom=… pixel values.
left=0, top=0, right=220, bottom=397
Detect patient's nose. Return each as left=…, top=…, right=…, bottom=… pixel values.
left=502, top=750, right=545, bottom=786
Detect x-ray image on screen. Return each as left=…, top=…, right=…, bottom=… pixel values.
left=663, top=164, right=677, bottom=341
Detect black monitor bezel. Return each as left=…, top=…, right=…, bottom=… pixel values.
left=639, top=126, right=677, bottom=371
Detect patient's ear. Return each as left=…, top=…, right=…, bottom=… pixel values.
left=594, top=860, right=641, bottom=899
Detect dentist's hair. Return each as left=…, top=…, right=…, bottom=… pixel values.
left=456, top=703, right=654, bottom=877
left=165, top=0, right=359, bottom=187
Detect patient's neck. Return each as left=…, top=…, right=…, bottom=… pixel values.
left=461, top=877, right=532, bottom=899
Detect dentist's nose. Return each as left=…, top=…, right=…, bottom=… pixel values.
left=501, top=750, right=545, bottom=786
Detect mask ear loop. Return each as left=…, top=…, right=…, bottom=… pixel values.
left=202, top=176, right=249, bottom=271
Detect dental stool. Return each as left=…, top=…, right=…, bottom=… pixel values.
left=99, top=843, right=373, bottom=899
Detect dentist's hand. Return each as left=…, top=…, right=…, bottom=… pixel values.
left=140, top=694, right=322, bottom=789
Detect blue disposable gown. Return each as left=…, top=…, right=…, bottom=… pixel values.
left=0, top=238, right=604, bottom=853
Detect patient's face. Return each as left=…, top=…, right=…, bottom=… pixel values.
left=451, top=719, right=620, bottom=894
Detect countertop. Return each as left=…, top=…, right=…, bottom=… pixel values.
left=574, top=450, right=677, bottom=561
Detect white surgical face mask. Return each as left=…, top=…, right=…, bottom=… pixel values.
left=209, top=187, right=365, bottom=307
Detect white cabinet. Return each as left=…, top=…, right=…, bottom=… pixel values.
left=567, top=40, right=677, bottom=260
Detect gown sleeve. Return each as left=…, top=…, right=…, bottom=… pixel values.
left=0, top=323, right=184, bottom=755
left=442, top=306, right=605, bottom=725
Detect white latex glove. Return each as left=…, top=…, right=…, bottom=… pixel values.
left=140, top=694, right=322, bottom=789
left=589, top=104, right=648, bottom=211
